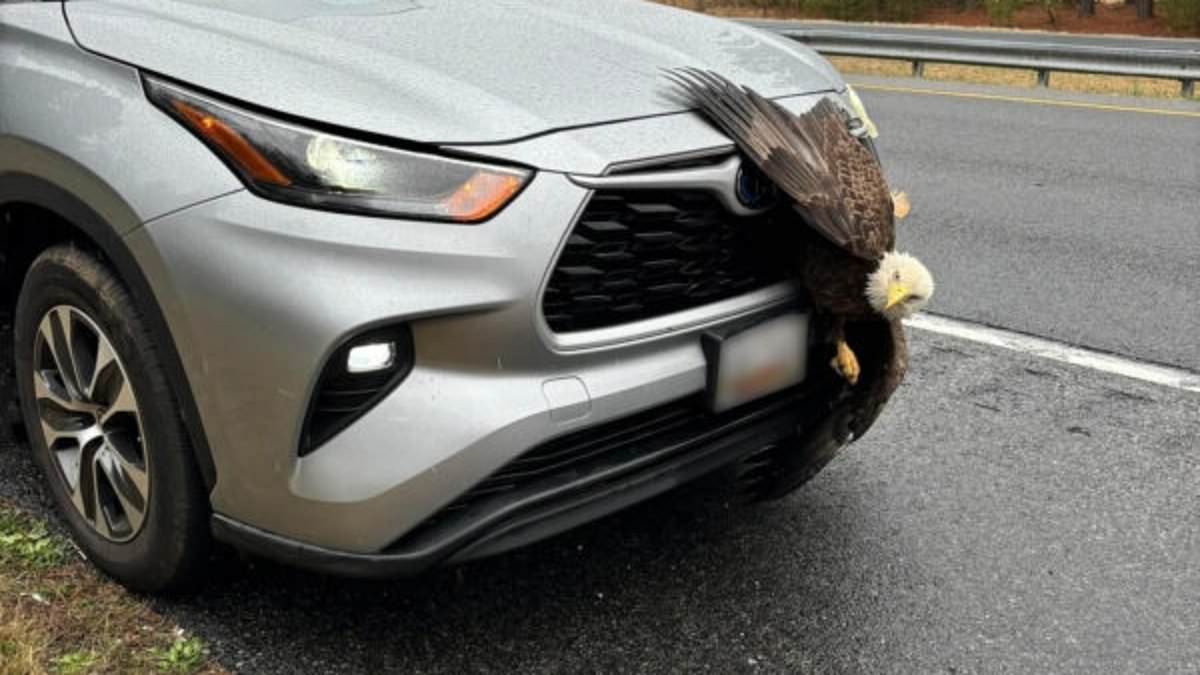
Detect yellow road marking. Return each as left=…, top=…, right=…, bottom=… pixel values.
left=851, top=82, right=1200, bottom=118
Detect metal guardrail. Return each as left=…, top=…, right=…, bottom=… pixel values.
left=768, top=28, right=1200, bottom=97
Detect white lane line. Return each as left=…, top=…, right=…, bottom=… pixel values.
left=906, top=314, right=1200, bottom=394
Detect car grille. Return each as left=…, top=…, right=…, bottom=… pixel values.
left=542, top=190, right=789, bottom=333
left=454, top=393, right=716, bottom=509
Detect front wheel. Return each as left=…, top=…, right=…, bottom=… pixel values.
left=14, top=245, right=209, bottom=593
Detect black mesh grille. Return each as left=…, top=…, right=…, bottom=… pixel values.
left=399, top=384, right=808, bottom=539
left=450, top=393, right=708, bottom=510
left=542, top=191, right=788, bottom=333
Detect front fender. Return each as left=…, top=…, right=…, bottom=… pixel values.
left=0, top=8, right=239, bottom=226
left=0, top=171, right=219, bottom=492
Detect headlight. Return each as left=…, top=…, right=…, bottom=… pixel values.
left=843, top=85, right=879, bottom=140
left=144, top=76, right=531, bottom=222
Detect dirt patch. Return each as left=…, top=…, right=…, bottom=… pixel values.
left=656, top=1, right=1199, bottom=37
left=828, top=55, right=1194, bottom=99
left=922, top=3, right=1186, bottom=37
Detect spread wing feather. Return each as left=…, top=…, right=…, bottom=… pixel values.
left=666, top=67, right=894, bottom=260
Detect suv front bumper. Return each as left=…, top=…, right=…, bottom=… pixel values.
left=129, top=169, right=806, bottom=556
left=211, top=378, right=860, bottom=578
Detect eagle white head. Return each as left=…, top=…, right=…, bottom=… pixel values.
left=866, top=251, right=935, bottom=321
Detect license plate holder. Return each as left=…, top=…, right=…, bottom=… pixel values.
left=702, top=312, right=809, bottom=413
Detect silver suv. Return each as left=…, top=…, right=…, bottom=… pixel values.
left=0, top=0, right=902, bottom=592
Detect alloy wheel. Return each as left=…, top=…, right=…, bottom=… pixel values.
left=32, top=305, right=150, bottom=542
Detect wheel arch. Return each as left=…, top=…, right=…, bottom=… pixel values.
left=0, top=172, right=218, bottom=492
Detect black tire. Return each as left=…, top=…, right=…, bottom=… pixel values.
left=14, top=245, right=209, bottom=593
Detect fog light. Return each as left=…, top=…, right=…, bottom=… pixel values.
left=300, top=324, right=414, bottom=456
left=347, top=342, right=396, bottom=374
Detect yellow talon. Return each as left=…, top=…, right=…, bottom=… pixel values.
left=891, top=191, right=911, bottom=221
left=830, top=340, right=861, bottom=386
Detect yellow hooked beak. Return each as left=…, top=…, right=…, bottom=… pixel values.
left=885, top=283, right=909, bottom=311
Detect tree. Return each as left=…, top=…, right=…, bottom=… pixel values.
left=1040, top=0, right=1059, bottom=24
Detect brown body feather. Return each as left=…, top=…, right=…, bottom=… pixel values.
left=846, top=319, right=908, bottom=439
left=799, top=232, right=879, bottom=319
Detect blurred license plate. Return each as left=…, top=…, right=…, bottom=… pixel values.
left=706, top=313, right=808, bottom=413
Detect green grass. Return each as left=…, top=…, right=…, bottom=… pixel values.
left=50, top=650, right=100, bottom=675
left=151, top=636, right=210, bottom=674
left=0, top=502, right=222, bottom=675
left=0, top=510, right=72, bottom=569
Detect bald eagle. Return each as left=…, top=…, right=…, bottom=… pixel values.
left=667, top=68, right=934, bottom=386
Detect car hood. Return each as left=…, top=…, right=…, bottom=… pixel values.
left=66, top=0, right=844, bottom=145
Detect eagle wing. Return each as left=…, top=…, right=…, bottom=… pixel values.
left=666, top=68, right=894, bottom=260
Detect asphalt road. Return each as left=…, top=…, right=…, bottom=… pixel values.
left=0, top=78, right=1198, bottom=673
left=861, top=78, right=1200, bottom=370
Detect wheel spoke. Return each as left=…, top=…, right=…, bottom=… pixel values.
left=54, top=307, right=87, bottom=398
left=100, top=373, right=137, bottom=427
left=54, top=442, right=83, bottom=492
left=86, top=447, right=118, bottom=540
left=69, top=475, right=89, bottom=521
left=76, top=439, right=100, bottom=524
left=34, top=369, right=71, bottom=409
left=55, top=307, right=83, bottom=391
left=39, top=313, right=78, bottom=399
left=96, top=445, right=147, bottom=534
left=84, top=339, right=116, bottom=402
left=103, top=441, right=148, bottom=503
left=90, top=477, right=113, bottom=541
left=39, top=418, right=76, bottom=450
left=34, top=370, right=95, bottom=416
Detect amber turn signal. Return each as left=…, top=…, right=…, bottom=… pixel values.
left=445, top=172, right=525, bottom=222
left=169, top=100, right=291, bottom=187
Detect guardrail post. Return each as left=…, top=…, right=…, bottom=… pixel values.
left=1037, top=69, right=1051, bottom=87
left=1184, top=79, right=1195, bottom=99
left=912, top=60, right=925, bottom=78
